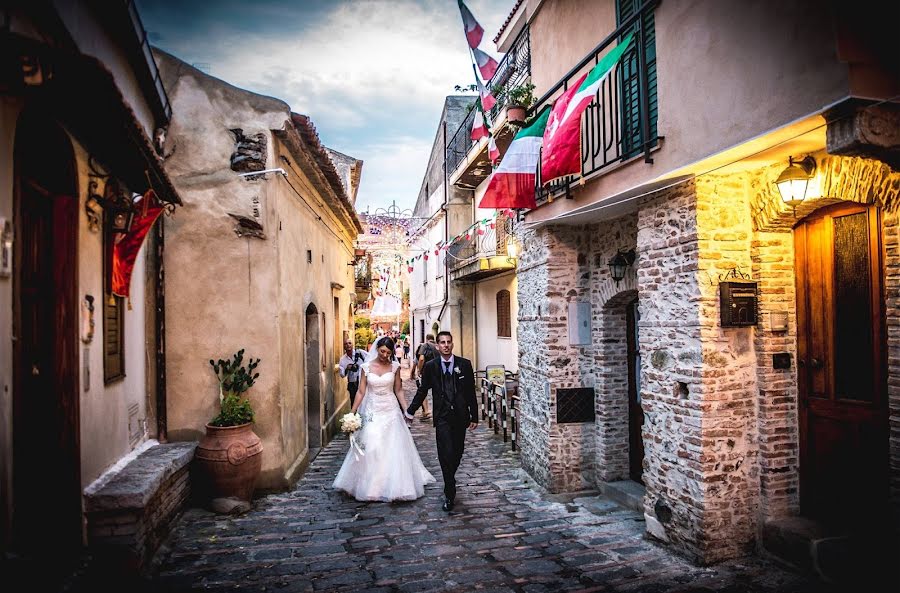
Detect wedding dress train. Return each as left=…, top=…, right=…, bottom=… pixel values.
left=333, top=361, right=435, bottom=501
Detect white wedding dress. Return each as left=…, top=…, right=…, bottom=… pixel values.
left=333, top=361, right=435, bottom=501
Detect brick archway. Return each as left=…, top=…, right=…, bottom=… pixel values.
left=594, top=289, right=640, bottom=482
left=752, top=155, right=900, bottom=232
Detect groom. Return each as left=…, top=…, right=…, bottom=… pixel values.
left=405, top=331, right=477, bottom=511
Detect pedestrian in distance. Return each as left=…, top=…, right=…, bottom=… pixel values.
left=410, top=334, right=437, bottom=420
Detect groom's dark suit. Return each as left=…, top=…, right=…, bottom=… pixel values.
left=408, top=356, right=477, bottom=505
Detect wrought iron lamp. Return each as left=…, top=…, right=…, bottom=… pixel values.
left=775, top=156, right=816, bottom=212
left=608, top=248, right=636, bottom=284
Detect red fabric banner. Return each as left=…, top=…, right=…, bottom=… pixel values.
left=112, top=190, right=164, bottom=299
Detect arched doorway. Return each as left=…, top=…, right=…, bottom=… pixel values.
left=12, top=111, right=81, bottom=552
left=305, top=303, right=321, bottom=449
left=794, top=202, right=887, bottom=523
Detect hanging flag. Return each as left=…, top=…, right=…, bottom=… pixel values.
left=471, top=106, right=488, bottom=141
left=488, top=135, right=500, bottom=163
left=112, top=191, right=165, bottom=299
left=457, top=0, right=484, bottom=49
left=476, top=74, right=497, bottom=111
left=472, top=46, right=499, bottom=80
left=541, top=33, right=634, bottom=184
left=479, top=106, right=552, bottom=210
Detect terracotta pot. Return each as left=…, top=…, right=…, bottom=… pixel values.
left=507, top=105, right=527, bottom=126
left=195, top=422, right=262, bottom=502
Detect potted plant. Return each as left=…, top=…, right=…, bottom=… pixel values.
left=194, top=349, right=262, bottom=512
left=505, top=82, right=536, bottom=126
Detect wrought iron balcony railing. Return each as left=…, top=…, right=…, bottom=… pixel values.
left=447, top=215, right=514, bottom=272
left=533, top=0, right=659, bottom=204
left=446, top=27, right=531, bottom=177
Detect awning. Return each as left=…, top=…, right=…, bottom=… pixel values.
left=1, top=32, right=181, bottom=205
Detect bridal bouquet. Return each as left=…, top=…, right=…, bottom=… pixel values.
left=340, top=412, right=365, bottom=459
left=340, top=412, right=362, bottom=434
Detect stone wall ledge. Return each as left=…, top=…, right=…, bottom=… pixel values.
left=84, top=443, right=197, bottom=512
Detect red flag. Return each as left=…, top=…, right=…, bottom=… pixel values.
left=112, top=191, right=165, bottom=298
left=472, top=47, right=498, bottom=80
left=539, top=73, right=587, bottom=184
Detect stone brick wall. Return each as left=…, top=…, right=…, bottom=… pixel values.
left=591, top=212, right=639, bottom=483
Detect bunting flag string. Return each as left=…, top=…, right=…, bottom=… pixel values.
left=403, top=209, right=517, bottom=272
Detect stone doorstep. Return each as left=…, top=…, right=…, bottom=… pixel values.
left=598, top=479, right=646, bottom=514
left=761, top=516, right=898, bottom=585
left=84, top=443, right=197, bottom=513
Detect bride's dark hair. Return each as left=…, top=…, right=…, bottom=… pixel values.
left=376, top=336, right=395, bottom=351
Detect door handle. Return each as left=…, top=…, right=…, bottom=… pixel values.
left=810, top=358, right=822, bottom=369
left=31, top=364, right=40, bottom=376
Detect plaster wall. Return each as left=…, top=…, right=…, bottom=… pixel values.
left=474, top=273, right=519, bottom=372
left=525, top=0, right=853, bottom=225
left=158, top=58, right=290, bottom=488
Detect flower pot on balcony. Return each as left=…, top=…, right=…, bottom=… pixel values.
left=507, top=105, right=528, bottom=127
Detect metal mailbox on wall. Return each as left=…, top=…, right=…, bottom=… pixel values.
left=719, top=279, right=758, bottom=327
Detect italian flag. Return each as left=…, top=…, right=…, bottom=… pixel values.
left=479, top=106, right=552, bottom=210
left=488, top=135, right=500, bottom=163
left=477, top=74, right=496, bottom=111
left=472, top=46, right=499, bottom=81
left=458, top=0, right=484, bottom=49
left=541, top=32, right=634, bottom=184
left=471, top=106, right=488, bottom=141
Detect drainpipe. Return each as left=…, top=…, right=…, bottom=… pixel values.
left=436, top=119, right=450, bottom=326
left=155, top=216, right=167, bottom=442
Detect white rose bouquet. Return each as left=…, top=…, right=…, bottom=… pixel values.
left=340, top=412, right=365, bottom=459
left=340, top=412, right=362, bottom=434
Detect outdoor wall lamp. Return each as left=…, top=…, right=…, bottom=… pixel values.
left=608, top=248, right=636, bottom=284
left=506, top=238, right=519, bottom=264
left=775, top=156, right=816, bottom=212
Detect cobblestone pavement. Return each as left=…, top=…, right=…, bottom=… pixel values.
left=148, top=379, right=839, bottom=593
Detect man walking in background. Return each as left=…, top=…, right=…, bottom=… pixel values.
left=338, top=340, right=367, bottom=407
left=410, top=334, right=437, bottom=420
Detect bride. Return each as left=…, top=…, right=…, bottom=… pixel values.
left=333, top=336, right=435, bottom=501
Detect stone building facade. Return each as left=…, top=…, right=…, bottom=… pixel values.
left=501, top=0, right=900, bottom=570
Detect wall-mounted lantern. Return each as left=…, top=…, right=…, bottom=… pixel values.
left=775, top=156, right=816, bottom=213
left=608, top=248, right=636, bottom=284
left=506, top=238, right=519, bottom=264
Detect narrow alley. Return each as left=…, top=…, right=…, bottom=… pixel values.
left=147, top=380, right=830, bottom=593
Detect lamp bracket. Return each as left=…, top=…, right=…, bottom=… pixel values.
left=718, top=266, right=751, bottom=283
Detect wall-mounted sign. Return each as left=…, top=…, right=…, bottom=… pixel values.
left=568, top=301, right=591, bottom=345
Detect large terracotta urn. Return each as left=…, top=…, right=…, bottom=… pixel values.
left=195, top=423, right=262, bottom=503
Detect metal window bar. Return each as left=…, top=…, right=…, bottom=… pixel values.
left=510, top=395, right=518, bottom=451
left=531, top=0, right=659, bottom=205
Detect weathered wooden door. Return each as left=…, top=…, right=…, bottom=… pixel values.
left=626, top=298, right=644, bottom=484
left=794, top=202, right=887, bottom=522
left=12, top=115, right=80, bottom=552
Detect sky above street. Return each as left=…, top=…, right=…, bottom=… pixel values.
left=136, top=0, right=512, bottom=214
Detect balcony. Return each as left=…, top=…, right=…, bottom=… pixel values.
left=534, top=0, right=660, bottom=204
left=446, top=27, right=531, bottom=188
left=448, top=215, right=516, bottom=282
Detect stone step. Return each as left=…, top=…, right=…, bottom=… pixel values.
left=599, top=479, right=645, bottom=514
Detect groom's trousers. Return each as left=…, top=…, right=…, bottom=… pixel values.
left=435, top=415, right=467, bottom=502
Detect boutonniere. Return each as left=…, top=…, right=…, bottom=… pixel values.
left=454, top=367, right=461, bottom=375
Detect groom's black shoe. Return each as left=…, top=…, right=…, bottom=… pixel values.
left=442, top=499, right=454, bottom=512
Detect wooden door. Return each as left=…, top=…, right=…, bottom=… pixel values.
left=794, top=202, right=887, bottom=522
left=626, top=298, right=644, bottom=484
left=12, top=115, right=81, bottom=553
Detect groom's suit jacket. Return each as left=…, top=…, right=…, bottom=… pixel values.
left=408, top=356, right=478, bottom=427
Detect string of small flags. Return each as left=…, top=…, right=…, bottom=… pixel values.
left=405, top=209, right=516, bottom=272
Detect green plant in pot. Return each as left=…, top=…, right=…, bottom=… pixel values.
left=196, top=349, right=264, bottom=513
left=505, top=82, right=536, bottom=126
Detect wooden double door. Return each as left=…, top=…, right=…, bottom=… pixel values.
left=794, top=202, right=888, bottom=522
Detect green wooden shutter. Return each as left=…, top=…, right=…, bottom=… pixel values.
left=617, top=0, right=658, bottom=157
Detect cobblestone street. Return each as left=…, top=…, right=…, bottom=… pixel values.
left=144, top=378, right=836, bottom=593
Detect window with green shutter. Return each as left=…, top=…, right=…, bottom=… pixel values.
left=617, top=0, right=658, bottom=158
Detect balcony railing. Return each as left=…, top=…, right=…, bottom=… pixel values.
left=446, top=27, right=531, bottom=177
left=447, top=215, right=513, bottom=272
left=533, top=0, right=659, bottom=204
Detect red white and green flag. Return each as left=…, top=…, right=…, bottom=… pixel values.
left=541, top=33, right=634, bottom=184
left=472, top=46, right=499, bottom=81
left=488, top=135, right=500, bottom=163
left=471, top=105, right=488, bottom=141
left=476, top=74, right=496, bottom=111
left=479, top=106, right=552, bottom=210
left=457, top=0, right=484, bottom=49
